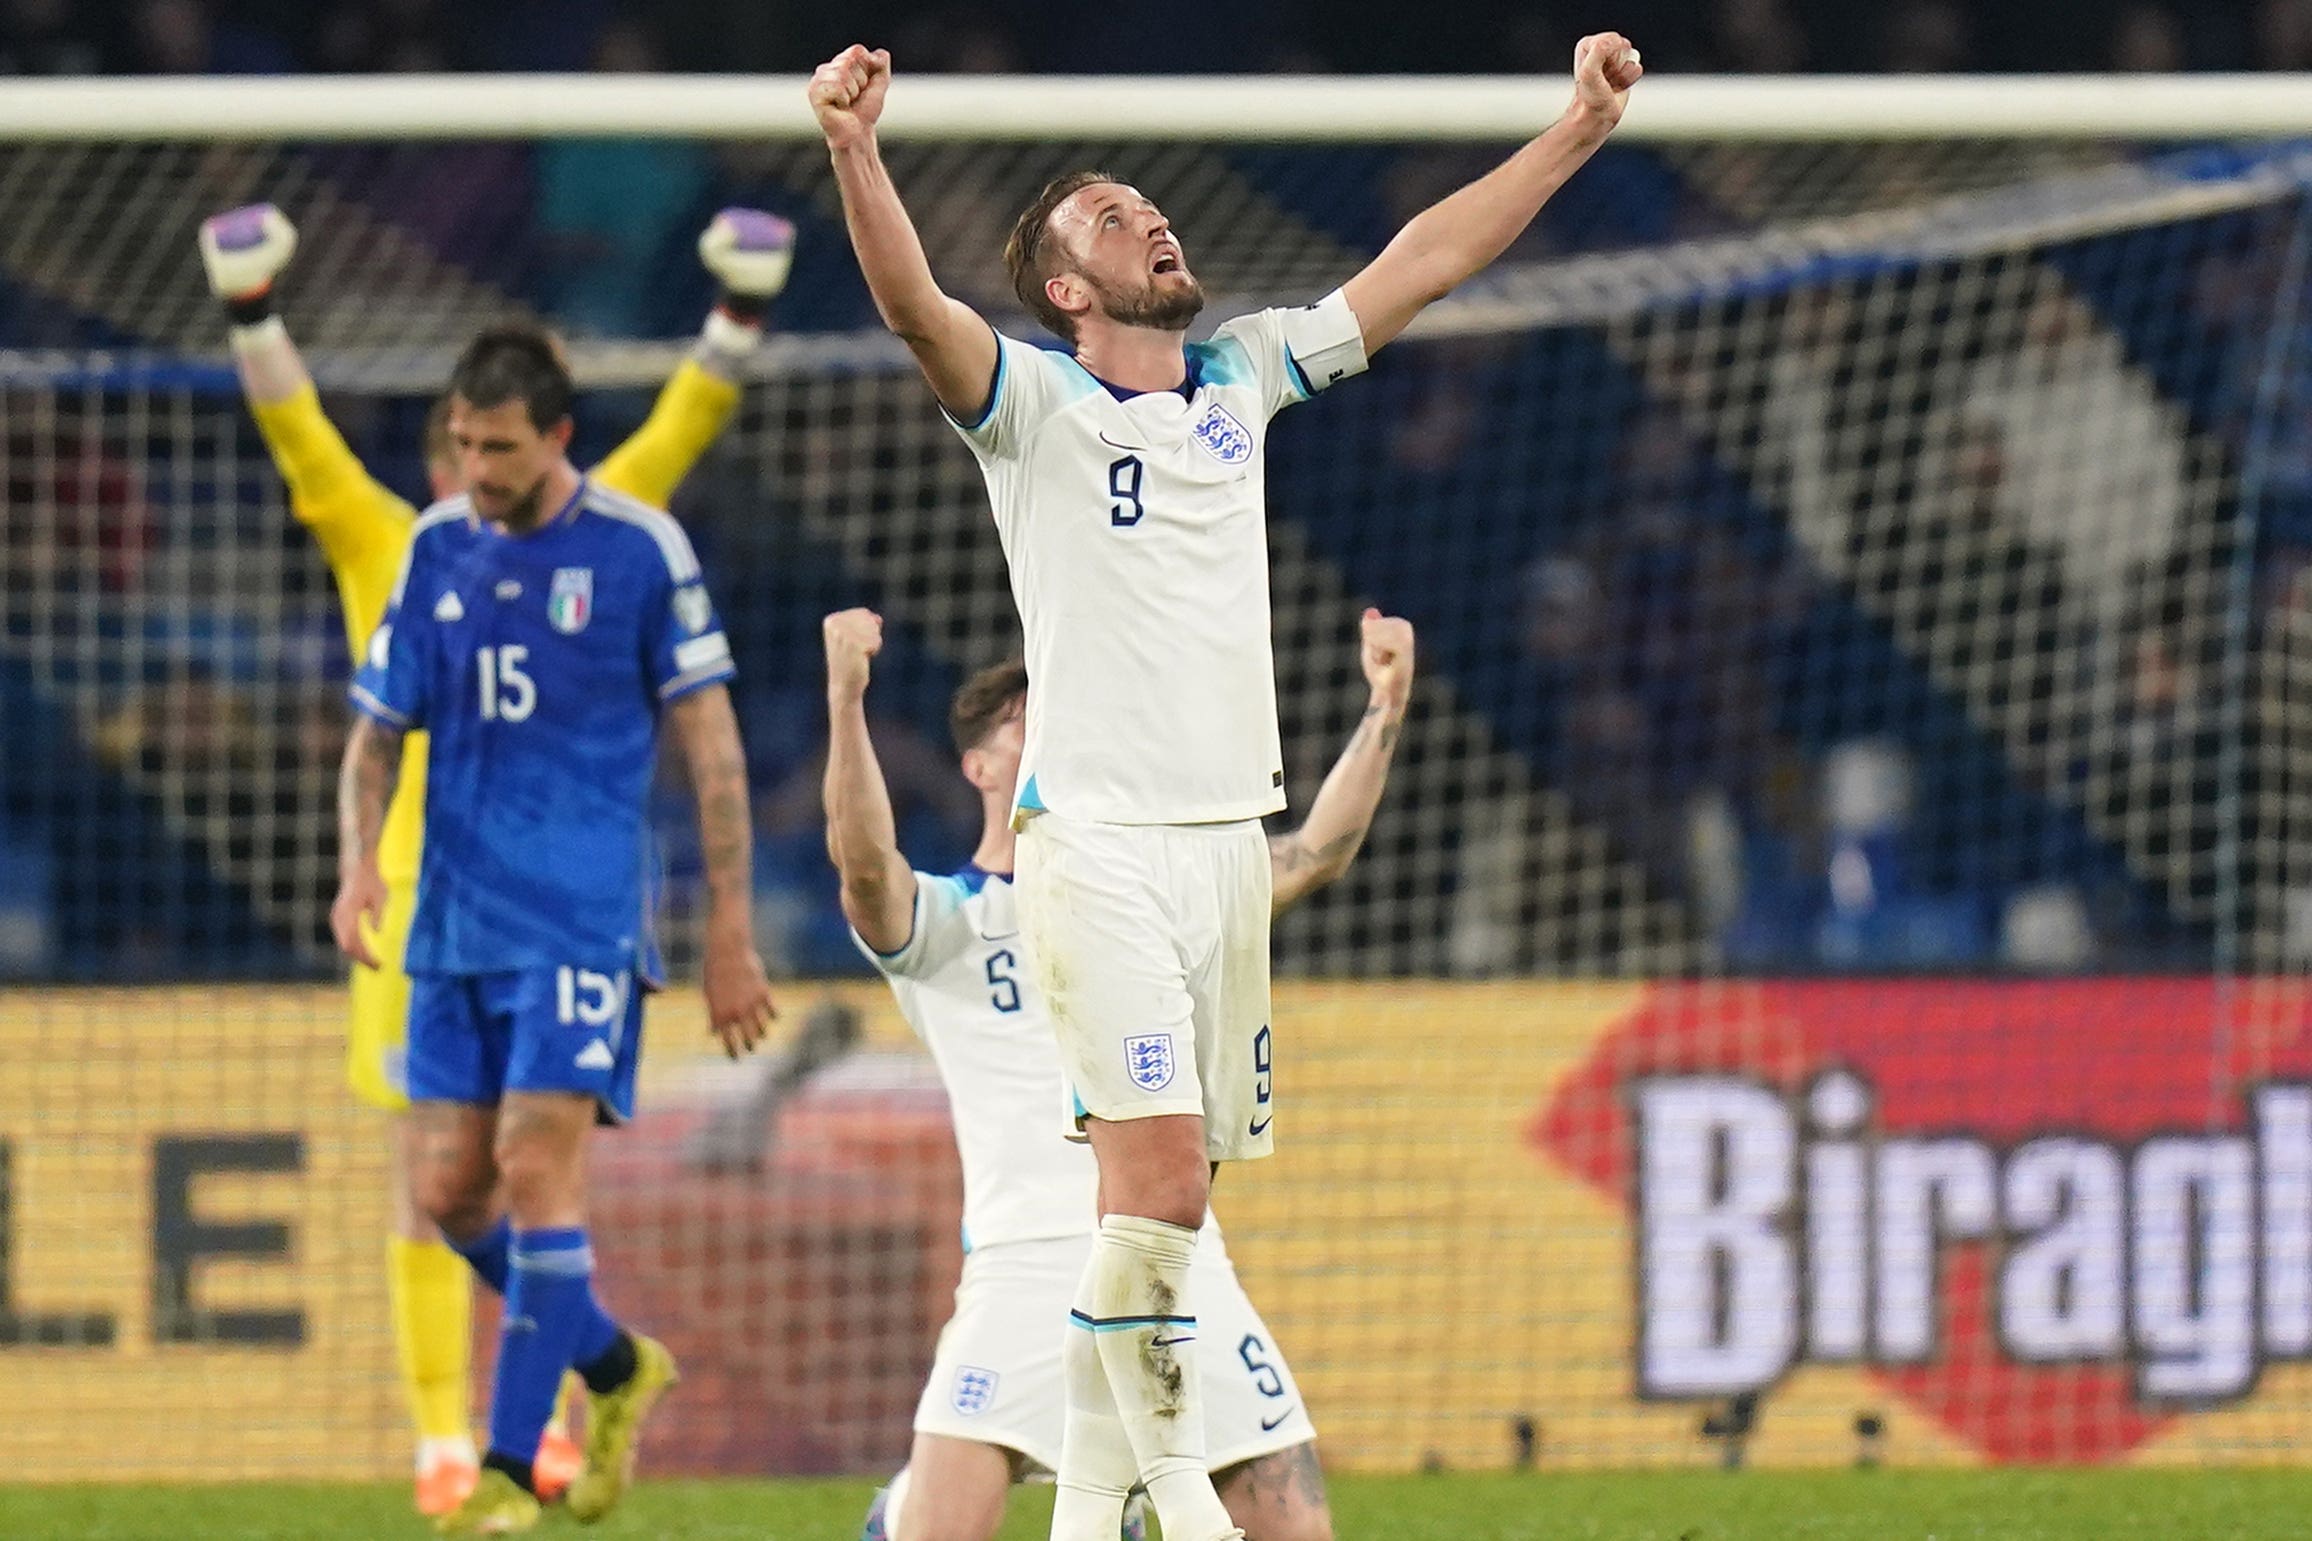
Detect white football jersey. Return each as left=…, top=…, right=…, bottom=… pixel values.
left=858, top=866, right=1238, bottom=1256
left=950, top=290, right=1368, bottom=827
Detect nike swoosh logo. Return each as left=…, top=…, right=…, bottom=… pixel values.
left=1248, top=1114, right=1272, bottom=1136
left=977, top=928, right=1020, bottom=942
left=1150, top=1335, right=1197, bottom=1348
left=1260, top=1406, right=1298, bottom=1432
left=1098, top=430, right=1148, bottom=452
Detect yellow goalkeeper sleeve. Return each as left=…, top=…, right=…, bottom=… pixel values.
left=592, top=358, right=743, bottom=508
left=249, top=385, right=415, bottom=652
left=249, top=385, right=429, bottom=887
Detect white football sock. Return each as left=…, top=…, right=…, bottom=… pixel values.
left=1084, top=1214, right=1239, bottom=1541
left=1049, top=1246, right=1141, bottom=1540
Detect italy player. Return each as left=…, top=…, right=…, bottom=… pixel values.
left=812, top=33, right=1639, bottom=1541
left=199, top=202, right=794, bottom=1518
left=335, top=326, right=776, bottom=1535
left=825, top=605, right=1414, bottom=1541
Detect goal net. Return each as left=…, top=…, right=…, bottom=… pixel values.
left=9, top=77, right=2312, bottom=1480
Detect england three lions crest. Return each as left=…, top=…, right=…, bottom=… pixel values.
left=1124, top=1033, right=1175, bottom=1092
left=548, top=567, right=593, bottom=634
left=952, top=1365, right=999, bottom=1416
left=1191, top=403, right=1252, bottom=465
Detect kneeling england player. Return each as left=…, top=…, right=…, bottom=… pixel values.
left=822, top=607, right=1415, bottom=1541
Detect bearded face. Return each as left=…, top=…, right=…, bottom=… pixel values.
left=1049, top=182, right=1206, bottom=336
left=1084, top=262, right=1207, bottom=332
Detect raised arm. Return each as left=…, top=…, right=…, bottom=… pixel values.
left=1271, top=610, right=1416, bottom=915
left=332, top=712, right=402, bottom=969
left=592, top=209, right=795, bottom=506
left=201, top=204, right=393, bottom=515
left=1341, top=34, right=1642, bottom=356
left=202, top=202, right=414, bottom=657
left=224, top=295, right=314, bottom=405
left=667, top=683, right=777, bottom=1058
left=810, top=46, right=1000, bottom=421
left=820, top=608, right=918, bottom=955
left=201, top=203, right=310, bottom=403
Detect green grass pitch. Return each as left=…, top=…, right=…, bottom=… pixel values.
left=11, top=1471, right=2312, bottom=1540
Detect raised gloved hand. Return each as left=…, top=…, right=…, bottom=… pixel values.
left=699, top=207, right=796, bottom=302
left=198, top=203, right=298, bottom=304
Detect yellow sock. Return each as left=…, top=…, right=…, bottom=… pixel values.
left=548, top=1373, right=577, bottom=1437
left=388, top=1236, right=473, bottom=1446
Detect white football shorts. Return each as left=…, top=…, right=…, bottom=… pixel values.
left=1015, top=812, right=1276, bottom=1163
left=913, top=1232, right=1316, bottom=1473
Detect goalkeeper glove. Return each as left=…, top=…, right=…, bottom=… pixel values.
left=698, top=207, right=795, bottom=325
left=198, top=204, right=298, bottom=326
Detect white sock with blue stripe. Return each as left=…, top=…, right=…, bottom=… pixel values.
left=1077, top=1214, right=1238, bottom=1541
left=1051, top=1250, right=1141, bottom=1541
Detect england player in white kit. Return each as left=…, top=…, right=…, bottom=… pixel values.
left=823, top=606, right=1414, bottom=1541
left=813, top=35, right=1640, bottom=1541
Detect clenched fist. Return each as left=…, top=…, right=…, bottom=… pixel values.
left=199, top=203, right=297, bottom=302
left=823, top=607, right=885, bottom=703
left=699, top=208, right=796, bottom=300
left=1359, top=607, right=1416, bottom=715
left=1571, top=33, right=1643, bottom=127
left=810, top=45, right=892, bottom=151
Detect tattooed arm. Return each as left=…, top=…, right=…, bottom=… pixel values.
left=667, top=683, right=776, bottom=1056
left=1270, top=609, right=1416, bottom=916
left=331, top=714, right=403, bottom=968
left=1215, top=1441, right=1332, bottom=1539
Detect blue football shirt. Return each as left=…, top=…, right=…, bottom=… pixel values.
left=351, top=478, right=736, bottom=978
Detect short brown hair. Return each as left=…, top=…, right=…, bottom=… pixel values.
left=949, top=657, right=1027, bottom=754
left=421, top=396, right=454, bottom=467
left=1003, top=169, right=1118, bottom=345
left=447, top=322, right=573, bottom=430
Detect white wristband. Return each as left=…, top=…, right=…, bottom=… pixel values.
left=228, top=315, right=289, bottom=355
left=698, top=309, right=762, bottom=373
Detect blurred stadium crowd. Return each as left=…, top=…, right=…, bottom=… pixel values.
left=7, top=0, right=2312, bottom=78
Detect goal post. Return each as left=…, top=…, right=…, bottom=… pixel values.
left=0, top=72, right=2309, bottom=141
left=10, top=76, right=2312, bottom=1481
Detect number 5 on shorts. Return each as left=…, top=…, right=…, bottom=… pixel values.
left=556, top=966, right=629, bottom=1027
